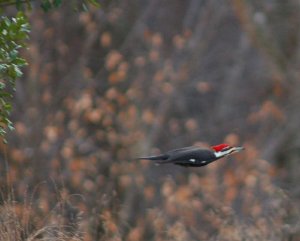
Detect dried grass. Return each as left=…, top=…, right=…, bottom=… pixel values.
left=0, top=198, right=82, bottom=241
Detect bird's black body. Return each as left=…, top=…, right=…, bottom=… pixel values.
left=139, top=146, right=219, bottom=167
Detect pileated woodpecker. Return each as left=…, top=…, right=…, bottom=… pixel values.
left=138, top=144, right=244, bottom=167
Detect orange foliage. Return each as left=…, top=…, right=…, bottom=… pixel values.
left=173, top=35, right=185, bottom=50
left=196, top=81, right=211, bottom=93
left=248, top=100, right=285, bottom=123
left=106, top=51, right=123, bottom=70
left=101, top=32, right=112, bottom=48
left=127, top=227, right=144, bottom=241
left=4, top=3, right=298, bottom=240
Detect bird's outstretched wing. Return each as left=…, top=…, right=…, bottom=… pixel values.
left=166, top=146, right=205, bottom=155
left=166, top=147, right=212, bottom=162
left=137, top=146, right=211, bottom=164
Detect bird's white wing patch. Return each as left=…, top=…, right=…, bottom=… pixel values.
left=215, top=149, right=232, bottom=158
left=189, top=158, right=196, bottom=162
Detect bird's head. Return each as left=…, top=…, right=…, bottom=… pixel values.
left=211, top=143, right=244, bottom=158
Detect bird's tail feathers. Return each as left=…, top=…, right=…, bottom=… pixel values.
left=137, top=154, right=169, bottom=163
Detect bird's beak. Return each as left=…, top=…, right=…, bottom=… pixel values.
left=232, top=146, right=245, bottom=152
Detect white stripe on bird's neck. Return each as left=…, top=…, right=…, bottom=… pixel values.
left=214, top=149, right=232, bottom=158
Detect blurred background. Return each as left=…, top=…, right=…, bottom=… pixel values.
left=1, top=0, right=300, bottom=240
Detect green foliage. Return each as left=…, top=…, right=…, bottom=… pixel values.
left=40, top=0, right=62, bottom=12
left=0, top=1, right=100, bottom=142
left=0, top=12, right=30, bottom=141
left=40, top=0, right=101, bottom=12
left=0, top=0, right=101, bottom=12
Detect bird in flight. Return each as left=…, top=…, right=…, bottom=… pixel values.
left=138, top=143, right=244, bottom=167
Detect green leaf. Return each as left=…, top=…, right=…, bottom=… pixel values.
left=9, top=49, right=18, bottom=60
left=4, top=18, right=11, bottom=27
left=41, top=0, right=52, bottom=12
left=14, top=57, right=27, bottom=66
left=0, top=12, right=29, bottom=141
left=82, top=3, right=88, bottom=12
left=87, top=0, right=101, bottom=8
left=53, top=0, right=62, bottom=7
left=0, top=64, right=8, bottom=73
left=0, top=82, right=5, bottom=89
left=16, top=0, right=23, bottom=10
left=14, top=65, right=23, bottom=77
left=2, top=28, right=8, bottom=35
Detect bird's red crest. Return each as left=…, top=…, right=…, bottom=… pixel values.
left=211, top=144, right=230, bottom=152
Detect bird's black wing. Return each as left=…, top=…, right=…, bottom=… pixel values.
left=138, top=146, right=215, bottom=166
left=166, top=146, right=203, bottom=155
left=137, top=147, right=201, bottom=164
left=165, top=147, right=217, bottom=167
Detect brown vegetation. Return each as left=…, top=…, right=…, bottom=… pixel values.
left=1, top=0, right=300, bottom=240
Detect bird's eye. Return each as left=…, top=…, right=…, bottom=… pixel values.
left=222, top=147, right=231, bottom=151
